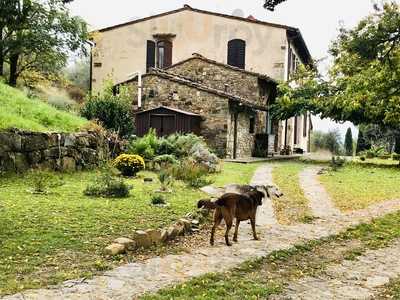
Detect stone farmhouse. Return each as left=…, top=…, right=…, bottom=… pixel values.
left=90, top=5, right=313, bottom=158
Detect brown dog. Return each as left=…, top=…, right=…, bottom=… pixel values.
left=198, top=190, right=265, bottom=246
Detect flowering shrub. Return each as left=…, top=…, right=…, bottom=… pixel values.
left=113, top=154, right=145, bottom=177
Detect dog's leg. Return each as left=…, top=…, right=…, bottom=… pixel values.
left=250, top=217, right=259, bottom=240
left=233, top=220, right=240, bottom=242
left=222, top=209, right=233, bottom=246
left=210, top=210, right=222, bottom=246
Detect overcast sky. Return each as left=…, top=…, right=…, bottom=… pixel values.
left=68, top=0, right=390, bottom=139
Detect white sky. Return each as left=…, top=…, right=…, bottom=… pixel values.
left=68, top=0, right=391, bottom=139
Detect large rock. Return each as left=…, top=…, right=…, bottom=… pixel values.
left=113, top=237, right=135, bottom=251
left=22, top=133, right=50, bottom=152
left=104, top=243, right=125, bottom=256
left=61, top=157, right=76, bottom=171
left=0, top=132, right=22, bottom=153
left=133, top=230, right=152, bottom=248
left=13, top=153, right=29, bottom=172
left=160, top=229, right=168, bottom=243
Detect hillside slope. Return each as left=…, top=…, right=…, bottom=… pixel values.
left=0, top=82, right=88, bottom=132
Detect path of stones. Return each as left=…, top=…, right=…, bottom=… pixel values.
left=3, top=165, right=400, bottom=300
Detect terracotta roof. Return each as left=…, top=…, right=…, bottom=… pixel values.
left=119, top=68, right=269, bottom=112
left=95, top=5, right=311, bottom=63
left=166, top=53, right=277, bottom=83
left=134, top=106, right=201, bottom=116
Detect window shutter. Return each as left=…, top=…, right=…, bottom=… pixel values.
left=227, top=39, right=246, bottom=69
left=164, top=40, right=173, bottom=68
left=146, top=40, right=156, bottom=72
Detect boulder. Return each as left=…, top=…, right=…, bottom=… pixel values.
left=14, top=153, right=29, bottom=172
left=27, top=151, right=43, bottom=165
left=145, top=229, right=162, bottom=245
left=191, top=219, right=200, bottom=228
left=104, top=243, right=125, bottom=256
left=22, top=133, right=50, bottom=151
left=133, top=230, right=152, bottom=248
left=61, top=157, right=76, bottom=172
left=0, top=132, right=22, bottom=153
left=113, top=237, right=136, bottom=251
left=174, top=223, right=185, bottom=236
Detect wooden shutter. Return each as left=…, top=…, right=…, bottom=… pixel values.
left=146, top=41, right=156, bottom=72
left=164, top=40, right=173, bottom=68
left=227, top=39, right=246, bottom=69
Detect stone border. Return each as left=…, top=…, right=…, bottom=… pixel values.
left=104, top=213, right=205, bottom=256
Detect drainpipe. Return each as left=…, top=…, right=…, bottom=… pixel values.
left=85, top=40, right=95, bottom=94
left=284, top=120, right=288, bottom=148
left=128, top=71, right=143, bottom=109
left=233, top=112, right=238, bottom=159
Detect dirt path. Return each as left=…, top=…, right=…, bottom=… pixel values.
left=3, top=164, right=400, bottom=300
left=275, top=240, right=400, bottom=300
left=299, top=167, right=342, bottom=219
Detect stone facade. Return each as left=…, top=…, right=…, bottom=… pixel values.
left=167, top=55, right=275, bottom=106
left=129, top=74, right=230, bottom=156
left=0, top=129, right=109, bottom=173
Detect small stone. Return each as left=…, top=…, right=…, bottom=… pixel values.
left=134, top=230, right=152, bottom=248
left=174, top=223, right=185, bottom=236
left=160, top=229, right=168, bottom=242
left=191, top=219, right=200, bottom=227
left=167, top=226, right=179, bottom=240
left=113, top=237, right=135, bottom=251
left=104, top=243, right=125, bottom=256
left=178, top=218, right=192, bottom=231
left=145, top=229, right=162, bottom=245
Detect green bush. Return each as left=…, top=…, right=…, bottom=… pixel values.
left=150, top=194, right=167, bottom=205
left=158, top=169, right=173, bottom=191
left=170, top=159, right=213, bottom=188
left=80, top=98, right=134, bottom=137
left=154, top=154, right=178, bottom=167
left=84, top=173, right=131, bottom=198
left=128, top=129, right=160, bottom=160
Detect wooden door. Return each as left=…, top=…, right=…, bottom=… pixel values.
left=150, top=114, right=176, bottom=136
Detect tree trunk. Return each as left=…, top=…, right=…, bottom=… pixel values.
left=395, top=134, right=400, bottom=154
left=0, top=27, right=4, bottom=77
left=9, top=53, right=19, bottom=86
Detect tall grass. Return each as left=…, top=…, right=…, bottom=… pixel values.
left=0, top=82, right=88, bottom=132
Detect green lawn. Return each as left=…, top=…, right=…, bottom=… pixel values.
left=272, top=162, right=312, bottom=224
left=352, top=157, right=400, bottom=166
left=0, top=162, right=254, bottom=296
left=319, top=165, right=400, bottom=211
left=0, top=82, right=88, bottom=132
left=142, top=211, right=400, bottom=300
left=209, top=162, right=264, bottom=187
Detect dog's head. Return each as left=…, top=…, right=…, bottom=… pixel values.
left=255, top=185, right=283, bottom=198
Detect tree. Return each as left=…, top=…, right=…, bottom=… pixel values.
left=272, top=3, right=400, bottom=129
left=264, top=0, right=287, bottom=11
left=344, top=128, right=353, bottom=156
left=0, top=0, right=87, bottom=86
left=356, top=128, right=371, bottom=154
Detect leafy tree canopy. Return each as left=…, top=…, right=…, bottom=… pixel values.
left=0, top=0, right=87, bottom=86
left=271, top=2, right=400, bottom=128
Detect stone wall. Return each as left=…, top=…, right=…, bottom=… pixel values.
left=226, top=112, right=257, bottom=158
left=0, top=129, right=109, bottom=173
left=130, top=75, right=230, bottom=156
left=168, top=57, right=267, bottom=106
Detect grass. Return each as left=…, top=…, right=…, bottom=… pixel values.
left=208, top=162, right=264, bottom=187
left=0, top=81, right=88, bottom=132
left=353, top=157, right=400, bottom=166
left=319, top=165, right=400, bottom=211
left=0, top=162, right=252, bottom=296
left=141, top=211, right=400, bottom=300
left=378, top=278, right=400, bottom=299
left=271, top=162, right=313, bottom=224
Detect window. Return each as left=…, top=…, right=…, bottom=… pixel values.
left=249, top=116, right=255, bottom=134
left=146, top=40, right=156, bottom=72
left=157, top=40, right=172, bottom=69
left=303, top=113, right=308, bottom=137
left=227, top=39, right=246, bottom=69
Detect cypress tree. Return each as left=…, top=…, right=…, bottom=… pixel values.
left=344, top=128, right=353, bottom=156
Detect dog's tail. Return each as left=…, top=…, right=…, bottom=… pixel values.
left=197, top=199, right=218, bottom=209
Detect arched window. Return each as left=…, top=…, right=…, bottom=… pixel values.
left=227, top=39, right=246, bottom=69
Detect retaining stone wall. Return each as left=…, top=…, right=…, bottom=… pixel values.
left=0, top=129, right=109, bottom=173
